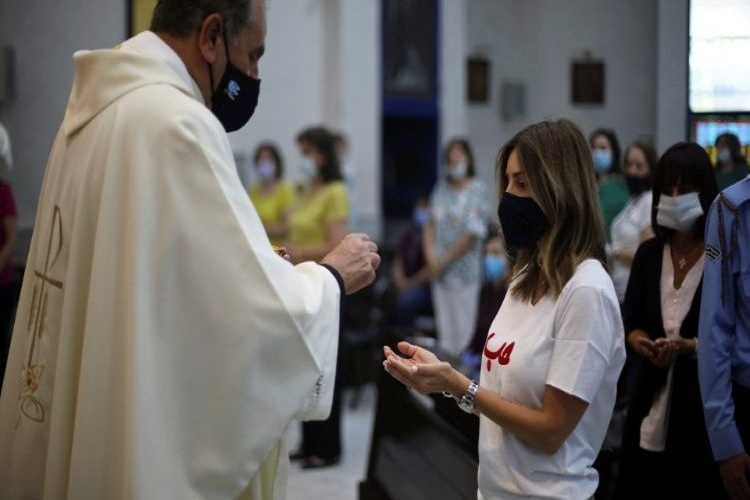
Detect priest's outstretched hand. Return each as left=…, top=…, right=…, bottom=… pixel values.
left=321, top=233, right=381, bottom=295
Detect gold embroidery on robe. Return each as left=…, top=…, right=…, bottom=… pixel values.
left=17, top=206, right=63, bottom=427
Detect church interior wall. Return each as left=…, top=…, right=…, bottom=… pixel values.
left=0, top=0, right=689, bottom=244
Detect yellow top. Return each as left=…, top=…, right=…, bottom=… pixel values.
left=288, top=181, right=349, bottom=247
left=249, top=181, right=296, bottom=246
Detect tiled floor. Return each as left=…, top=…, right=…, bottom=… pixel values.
left=285, top=384, right=377, bottom=499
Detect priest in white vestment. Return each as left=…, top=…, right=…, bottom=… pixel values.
left=0, top=1, right=380, bottom=498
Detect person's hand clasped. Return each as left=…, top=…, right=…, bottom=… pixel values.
left=634, top=336, right=678, bottom=368
left=382, top=341, right=465, bottom=396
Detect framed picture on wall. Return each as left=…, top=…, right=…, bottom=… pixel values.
left=128, top=0, right=158, bottom=36
left=467, top=58, right=490, bottom=103
left=382, top=0, right=437, bottom=100
left=571, top=60, right=605, bottom=105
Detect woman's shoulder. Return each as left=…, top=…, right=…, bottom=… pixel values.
left=571, top=259, right=610, bottom=284
left=322, top=180, right=347, bottom=193
left=318, top=181, right=349, bottom=206
left=561, top=259, right=618, bottom=301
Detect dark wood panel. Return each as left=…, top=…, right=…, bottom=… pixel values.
left=360, top=363, right=478, bottom=500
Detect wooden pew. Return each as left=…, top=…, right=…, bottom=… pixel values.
left=359, top=368, right=479, bottom=500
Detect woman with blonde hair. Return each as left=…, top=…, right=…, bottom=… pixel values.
left=383, top=119, right=625, bottom=499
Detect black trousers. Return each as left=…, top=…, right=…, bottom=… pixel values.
left=301, top=343, right=345, bottom=460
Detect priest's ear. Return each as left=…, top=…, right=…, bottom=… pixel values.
left=198, top=13, right=225, bottom=65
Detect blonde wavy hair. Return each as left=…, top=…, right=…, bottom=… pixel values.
left=497, top=119, right=606, bottom=301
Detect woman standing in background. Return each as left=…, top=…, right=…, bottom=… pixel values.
left=285, top=127, right=349, bottom=264
left=285, top=125, right=349, bottom=469
left=423, top=138, right=489, bottom=359
left=248, top=142, right=295, bottom=246
left=615, top=142, right=724, bottom=498
left=714, top=132, right=750, bottom=190
left=608, top=139, right=658, bottom=304
left=590, top=127, right=628, bottom=241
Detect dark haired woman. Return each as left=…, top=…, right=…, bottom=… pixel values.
left=285, top=126, right=348, bottom=264
left=615, top=142, right=725, bottom=498
left=423, top=137, right=490, bottom=359
left=590, top=127, right=628, bottom=239
left=249, top=141, right=295, bottom=246
left=285, top=126, right=349, bottom=469
left=714, top=132, right=750, bottom=190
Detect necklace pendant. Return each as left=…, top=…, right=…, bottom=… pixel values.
left=678, top=257, right=687, bottom=270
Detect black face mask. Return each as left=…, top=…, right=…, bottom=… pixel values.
left=208, top=32, right=261, bottom=132
left=498, top=192, right=549, bottom=250
left=624, top=175, right=650, bottom=195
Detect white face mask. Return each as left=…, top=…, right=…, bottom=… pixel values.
left=717, top=148, right=732, bottom=164
left=447, top=162, right=468, bottom=181
left=299, top=156, right=317, bottom=181
left=656, top=192, right=704, bottom=232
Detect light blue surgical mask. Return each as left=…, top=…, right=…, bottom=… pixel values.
left=592, top=150, right=613, bottom=173
left=412, top=207, right=430, bottom=227
left=256, top=160, right=276, bottom=181
left=656, top=192, right=703, bottom=232
left=484, top=254, right=506, bottom=282
left=299, top=156, right=317, bottom=181
left=447, top=162, right=468, bottom=181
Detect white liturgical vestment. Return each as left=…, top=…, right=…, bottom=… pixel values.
left=0, top=32, right=341, bottom=499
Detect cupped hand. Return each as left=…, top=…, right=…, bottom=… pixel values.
left=382, top=341, right=466, bottom=396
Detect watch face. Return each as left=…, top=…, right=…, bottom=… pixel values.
left=458, top=401, right=474, bottom=413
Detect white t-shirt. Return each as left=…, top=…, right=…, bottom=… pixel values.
left=477, top=259, right=625, bottom=500
left=610, top=191, right=653, bottom=302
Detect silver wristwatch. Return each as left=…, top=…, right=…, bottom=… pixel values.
left=457, top=380, right=479, bottom=414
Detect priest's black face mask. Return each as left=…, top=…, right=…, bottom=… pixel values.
left=207, top=31, right=261, bottom=132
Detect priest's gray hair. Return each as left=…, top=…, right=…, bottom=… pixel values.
left=150, top=0, right=262, bottom=39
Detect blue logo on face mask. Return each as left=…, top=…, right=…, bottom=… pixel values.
left=225, top=80, right=241, bottom=101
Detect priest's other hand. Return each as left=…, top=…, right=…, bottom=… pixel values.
left=321, top=233, right=380, bottom=295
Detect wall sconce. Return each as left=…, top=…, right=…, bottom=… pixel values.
left=500, top=81, right=526, bottom=122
